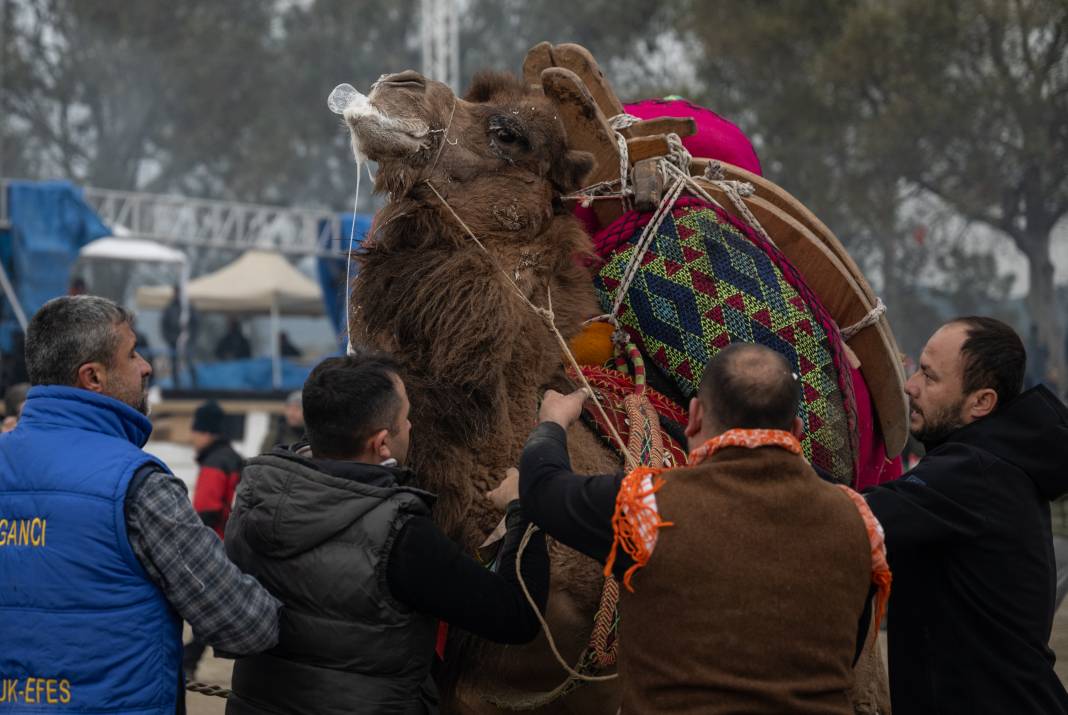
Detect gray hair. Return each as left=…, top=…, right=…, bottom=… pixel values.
left=26, top=295, right=135, bottom=387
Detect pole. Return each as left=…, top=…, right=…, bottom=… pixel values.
left=270, top=296, right=281, bottom=389
left=175, top=261, right=190, bottom=387
left=0, top=0, right=7, bottom=182
left=0, top=257, right=27, bottom=330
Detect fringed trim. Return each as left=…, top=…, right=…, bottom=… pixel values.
left=836, top=485, right=892, bottom=631
left=604, top=466, right=674, bottom=592
left=687, top=428, right=803, bottom=464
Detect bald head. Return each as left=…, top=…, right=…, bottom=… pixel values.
left=697, top=343, right=801, bottom=432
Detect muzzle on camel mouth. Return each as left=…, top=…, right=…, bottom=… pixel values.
left=346, top=101, right=432, bottom=160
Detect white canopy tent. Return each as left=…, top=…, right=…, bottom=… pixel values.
left=80, top=236, right=188, bottom=265
left=136, top=250, right=324, bottom=387
left=79, top=234, right=192, bottom=381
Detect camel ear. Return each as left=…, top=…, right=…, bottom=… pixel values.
left=550, top=149, right=594, bottom=194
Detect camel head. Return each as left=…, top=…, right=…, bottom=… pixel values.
left=345, top=70, right=594, bottom=240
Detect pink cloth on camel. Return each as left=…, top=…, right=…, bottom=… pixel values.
left=850, top=363, right=903, bottom=489
left=623, top=98, right=763, bottom=176
left=574, top=98, right=762, bottom=235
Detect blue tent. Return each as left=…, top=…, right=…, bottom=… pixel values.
left=1, top=181, right=111, bottom=352
left=317, top=212, right=372, bottom=346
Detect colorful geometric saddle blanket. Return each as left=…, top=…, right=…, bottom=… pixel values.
left=568, top=365, right=689, bottom=469
left=592, top=196, right=857, bottom=483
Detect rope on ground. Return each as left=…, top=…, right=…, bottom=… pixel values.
left=840, top=297, right=887, bottom=341
left=185, top=681, right=231, bottom=699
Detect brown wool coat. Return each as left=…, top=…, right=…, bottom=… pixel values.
left=618, top=445, right=873, bottom=714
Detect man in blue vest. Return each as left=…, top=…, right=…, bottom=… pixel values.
left=0, top=295, right=282, bottom=714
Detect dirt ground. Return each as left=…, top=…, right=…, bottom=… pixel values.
left=185, top=605, right=1068, bottom=715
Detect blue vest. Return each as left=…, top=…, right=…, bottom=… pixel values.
left=0, top=386, right=181, bottom=714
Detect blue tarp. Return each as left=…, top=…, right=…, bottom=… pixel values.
left=1, top=181, right=111, bottom=351
left=183, top=358, right=312, bottom=391
left=317, top=212, right=372, bottom=346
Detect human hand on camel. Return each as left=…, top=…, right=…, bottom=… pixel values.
left=487, top=467, right=520, bottom=510
left=538, top=387, right=591, bottom=429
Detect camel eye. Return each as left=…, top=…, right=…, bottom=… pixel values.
left=489, top=116, right=527, bottom=149
left=494, top=126, right=519, bottom=144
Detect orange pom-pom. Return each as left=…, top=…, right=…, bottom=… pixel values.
left=569, top=321, right=615, bottom=366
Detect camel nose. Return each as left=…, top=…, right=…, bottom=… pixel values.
left=375, top=70, right=427, bottom=89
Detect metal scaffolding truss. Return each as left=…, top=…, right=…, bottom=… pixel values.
left=0, top=180, right=346, bottom=257
left=421, top=0, right=460, bottom=92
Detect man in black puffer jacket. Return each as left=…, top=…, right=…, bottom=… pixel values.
left=224, top=353, right=548, bottom=715
left=865, top=317, right=1068, bottom=715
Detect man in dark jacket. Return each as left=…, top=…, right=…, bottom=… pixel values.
left=865, top=316, right=1068, bottom=714
left=224, top=353, right=549, bottom=715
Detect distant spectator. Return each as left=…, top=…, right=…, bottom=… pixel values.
left=161, top=284, right=199, bottom=386
left=1, top=382, right=30, bottom=433
left=68, top=276, right=87, bottom=296
left=135, top=330, right=154, bottom=376
left=215, top=318, right=252, bottom=361
left=260, top=390, right=305, bottom=454
left=186, top=399, right=245, bottom=678
left=279, top=330, right=301, bottom=358
left=190, top=400, right=243, bottom=538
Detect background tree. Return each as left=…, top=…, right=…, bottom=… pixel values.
left=2, top=0, right=1064, bottom=378
left=687, top=0, right=1068, bottom=381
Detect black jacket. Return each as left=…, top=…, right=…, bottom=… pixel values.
left=866, top=385, right=1068, bottom=715
left=224, top=447, right=548, bottom=715
left=225, top=450, right=440, bottom=715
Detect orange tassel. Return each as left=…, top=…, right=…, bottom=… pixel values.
left=605, top=466, right=674, bottom=591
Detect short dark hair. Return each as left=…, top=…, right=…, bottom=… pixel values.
left=302, top=352, right=404, bottom=458
left=26, top=295, right=135, bottom=386
left=697, top=343, right=801, bottom=431
left=948, top=316, right=1026, bottom=409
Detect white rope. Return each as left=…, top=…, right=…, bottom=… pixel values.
left=663, top=161, right=777, bottom=249
left=343, top=166, right=363, bottom=356
left=840, top=297, right=886, bottom=341
left=515, top=524, right=618, bottom=683
left=609, top=174, right=688, bottom=320
left=662, top=133, right=692, bottom=173
left=614, top=131, right=632, bottom=213
left=561, top=179, right=625, bottom=207
left=608, top=113, right=640, bottom=130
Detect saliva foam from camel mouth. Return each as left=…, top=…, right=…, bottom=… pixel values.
left=328, top=82, right=430, bottom=162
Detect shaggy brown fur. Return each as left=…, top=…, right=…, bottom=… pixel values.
left=346, top=70, right=624, bottom=712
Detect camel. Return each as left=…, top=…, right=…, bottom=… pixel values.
left=345, top=69, right=623, bottom=712
left=341, top=67, right=890, bottom=713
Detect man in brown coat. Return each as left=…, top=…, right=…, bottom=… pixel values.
left=512, top=342, right=888, bottom=713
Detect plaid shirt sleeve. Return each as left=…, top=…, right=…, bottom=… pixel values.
left=125, top=469, right=281, bottom=655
